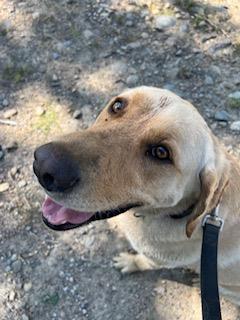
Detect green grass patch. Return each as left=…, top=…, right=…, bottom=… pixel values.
left=174, top=0, right=195, bottom=12
left=33, top=103, right=60, bottom=134
left=41, top=292, right=60, bottom=306
left=2, top=64, right=32, bottom=83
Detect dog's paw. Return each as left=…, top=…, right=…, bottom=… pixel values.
left=113, top=252, right=138, bottom=274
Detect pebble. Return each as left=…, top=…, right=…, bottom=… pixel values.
left=18, top=180, right=27, bottom=188
left=228, top=91, right=240, bottom=108
left=12, top=259, right=22, bottom=273
left=214, top=110, right=231, bottom=122
left=3, top=108, right=18, bottom=119
left=52, top=52, right=60, bottom=60
left=0, top=183, right=9, bottom=192
left=21, top=314, right=29, bottom=320
left=10, top=166, right=18, bottom=176
left=11, top=254, right=18, bottom=261
left=141, top=32, right=148, bottom=39
left=154, top=16, right=176, bottom=31
left=126, top=75, right=139, bottom=87
left=83, top=29, right=94, bottom=40
left=230, top=121, right=240, bottom=131
left=204, top=75, right=214, bottom=85
left=2, top=99, right=9, bottom=107
left=32, top=11, right=40, bottom=20
left=126, top=41, right=141, bottom=50
left=36, top=106, right=45, bottom=116
left=73, top=110, right=82, bottom=119
left=23, top=282, right=32, bottom=292
left=52, top=74, right=58, bottom=82
left=179, top=23, right=189, bottom=33
left=9, top=290, right=16, bottom=301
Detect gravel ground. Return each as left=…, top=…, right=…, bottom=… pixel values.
left=0, top=0, right=240, bottom=319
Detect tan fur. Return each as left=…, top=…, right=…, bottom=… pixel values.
left=46, top=86, right=240, bottom=305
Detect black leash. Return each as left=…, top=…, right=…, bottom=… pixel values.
left=201, top=206, right=224, bottom=320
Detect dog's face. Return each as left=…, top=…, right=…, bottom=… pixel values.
left=33, top=86, right=222, bottom=233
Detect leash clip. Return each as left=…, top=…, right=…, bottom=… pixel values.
left=202, top=205, right=224, bottom=231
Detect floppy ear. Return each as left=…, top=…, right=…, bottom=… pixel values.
left=186, top=143, right=230, bottom=238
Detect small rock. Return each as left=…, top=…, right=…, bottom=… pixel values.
left=36, top=106, right=45, bottom=116
left=9, top=290, right=16, bottom=301
left=12, top=259, right=22, bottom=273
left=214, top=110, right=231, bottom=122
left=230, top=121, right=240, bottom=131
left=204, top=75, right=214, bottom=85
left=10, top=166, right=18, bottom=176
left=218, top=121, right=227, bottom=127
left=6, top=141, right=18, bottom=152
left=154, top=16, right=176, bottom=31
left=32, top=12, right=40, bottom=20
left=21, top=314, right=29, bottom=320
left=126, top=75, right=139, bottom=87
left=209, top=65, right=221, bottom=78
left=141, top=32, right=148, bottom=39
left=83, top=29, right=94, bottom=40
left=228, top=91, right=240, bottom=108
left=2, top=99, right=9, bottom=107
left=52, top=74, right=58, bottom=81
left=165, top=67, right=179, bottom=80
left=179, top=22, right=189, bottom=33
left=11, top=254, right=18, bottom=261
left=0, top=182, right=9, bottom=192
left=52, top=52, right=60, bottom=60
left=23, top=282, right=32, bottom=292
left=18, top=180, right=27, bottom=188
left=126, top=41, right=141, bottom=50
left=3, top=108, right=17, bottom=119
left=73, top=110, right=82, bottom=119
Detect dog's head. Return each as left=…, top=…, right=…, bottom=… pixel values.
left=33, top=86, right=229, bottom=236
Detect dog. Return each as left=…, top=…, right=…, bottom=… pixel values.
left=33, top=86, right=240, bottom=306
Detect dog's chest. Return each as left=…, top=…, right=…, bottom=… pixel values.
left=111, top=211, right=201, bottom=268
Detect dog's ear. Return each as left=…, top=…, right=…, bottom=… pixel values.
left=186, top=143, right=229, bottom=238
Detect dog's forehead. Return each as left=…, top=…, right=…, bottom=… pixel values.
left=121, top=86, right=177, bottom=111
left=120, top=87, right=198, bottom=121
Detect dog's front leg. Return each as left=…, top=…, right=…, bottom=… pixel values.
left=113, top=252, right=158, bottom=273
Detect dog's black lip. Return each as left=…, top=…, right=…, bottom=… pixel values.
left=42, top=203, right=142, bottom=231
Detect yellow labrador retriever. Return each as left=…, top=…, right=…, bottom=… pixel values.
left=33, top=86, right=240, bottom=305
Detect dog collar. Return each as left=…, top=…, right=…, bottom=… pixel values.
left=169, top=204, right=195, bottom=219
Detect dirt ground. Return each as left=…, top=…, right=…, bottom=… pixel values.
left=0, top=0, right=240, bottom=319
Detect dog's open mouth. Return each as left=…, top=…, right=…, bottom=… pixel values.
left=42, top=196, right=140, bottom=231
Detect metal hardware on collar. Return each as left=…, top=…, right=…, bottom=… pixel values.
left=202, top=205, right=224, bottom=232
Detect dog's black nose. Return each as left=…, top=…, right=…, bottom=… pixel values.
left=33, top=143, right=80, bottom=192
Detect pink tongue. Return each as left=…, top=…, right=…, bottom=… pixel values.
left=42, top=196, right=94, bottom=225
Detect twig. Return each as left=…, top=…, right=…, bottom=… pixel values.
left=0, top=119, right=17, bottom=126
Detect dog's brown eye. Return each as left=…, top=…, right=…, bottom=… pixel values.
left=111, top=99, right=125, bottom=113
left=151, top=146, right=170, bottom=160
